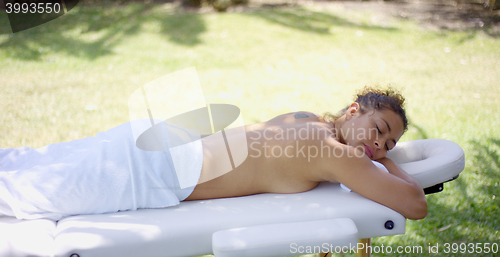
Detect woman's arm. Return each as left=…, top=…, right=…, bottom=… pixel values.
left=375, top=157, right=424, bottom=193
left=320, top=141, right=428, bottom=220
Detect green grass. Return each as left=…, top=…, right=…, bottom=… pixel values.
left=1, top=1, right=499, bottom=256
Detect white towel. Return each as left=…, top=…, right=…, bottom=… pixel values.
left=0, top=121, right=203, bottom=220
left=340, top=161, right=389, bottom=192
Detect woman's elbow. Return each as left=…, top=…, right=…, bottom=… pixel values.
left=405, top=197, right=428, bottom=220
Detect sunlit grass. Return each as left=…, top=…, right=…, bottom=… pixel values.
left=0, top=1, right=499, bottom=256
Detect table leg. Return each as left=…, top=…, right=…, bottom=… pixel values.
left=356, top=238, right=371, bottom=257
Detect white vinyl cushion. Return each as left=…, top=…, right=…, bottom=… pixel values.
left=0, top=217, right=56, bottom=257
left=212, top=218, right=358, bottom=257
left=53, top=183, right=405, bottom=257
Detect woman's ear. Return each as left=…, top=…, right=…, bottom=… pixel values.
left=345, top=103, right=359, bottom=120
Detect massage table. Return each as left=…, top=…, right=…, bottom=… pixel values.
left=0, top=138, right=464, bottom=257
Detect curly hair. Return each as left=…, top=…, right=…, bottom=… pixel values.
left=322, top=86, right=408, bottom=132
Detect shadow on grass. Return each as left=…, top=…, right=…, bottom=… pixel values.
left=389, top=1, right=500, bottom=40
left=0, top=2, right=401, bottom=61
left=372, top=135, right=499, bottom=256
left=420, top=137, right=499, bottom=250
left=248, top=6, right=398, bottom=35
left=465, top=138, right=500, bottom=216
left=418, top=6, right=500, bottom=39
left=0, top=2, right=206, bottom=61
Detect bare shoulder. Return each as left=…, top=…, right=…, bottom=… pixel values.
left=313, top=137, right=367, bottom=182
left=317, top=138, right=427, bottom=220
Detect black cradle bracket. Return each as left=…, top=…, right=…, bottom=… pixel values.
left=423, top=175, right=460, bottom=195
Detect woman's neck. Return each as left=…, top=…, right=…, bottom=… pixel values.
left=333, top=115, right=346, bottom=144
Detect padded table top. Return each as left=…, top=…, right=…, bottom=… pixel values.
left=51, top=182, right=405, bottom=257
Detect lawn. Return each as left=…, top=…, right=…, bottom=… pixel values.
left=0, top=1, right=499, bottom=256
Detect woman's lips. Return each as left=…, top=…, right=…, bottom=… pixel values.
left=364, top=144, right=374, bottom=158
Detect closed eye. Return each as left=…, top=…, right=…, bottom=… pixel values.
left=387, top=141, right=397, bottom=151
left=376, top=124, right=390, bottom=151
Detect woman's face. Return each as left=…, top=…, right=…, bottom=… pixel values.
left=338, top=103, right=405, bottom=160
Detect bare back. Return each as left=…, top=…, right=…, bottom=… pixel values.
left=185, top=110, right=428, bottom=220
left=185, top=112, right=332, bottom=200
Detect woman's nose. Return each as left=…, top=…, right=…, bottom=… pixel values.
left=374, top=140, right=385, bottom=151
